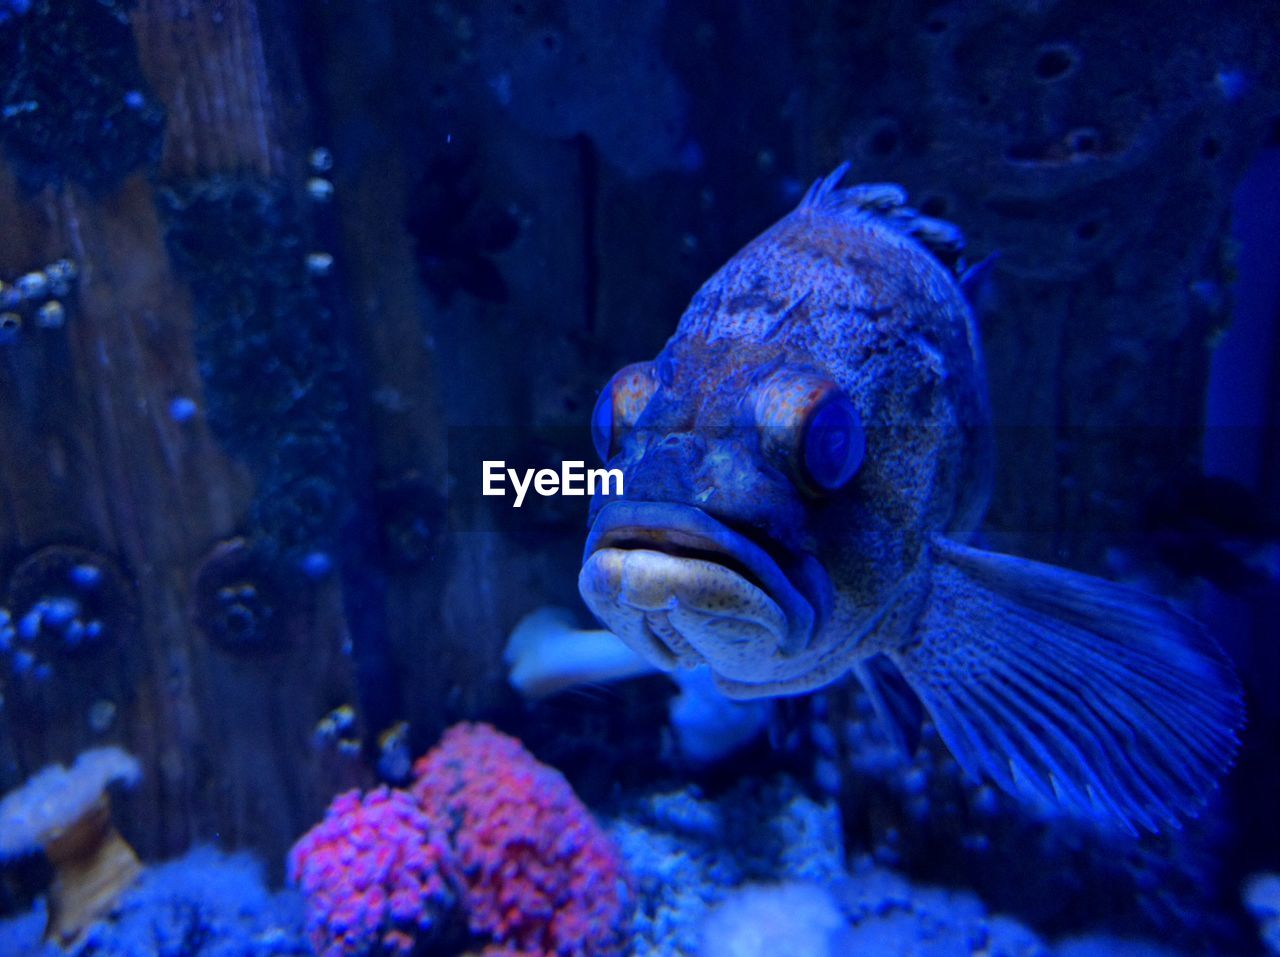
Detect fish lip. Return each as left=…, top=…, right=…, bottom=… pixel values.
left=583, top=500, right=821, bottom=656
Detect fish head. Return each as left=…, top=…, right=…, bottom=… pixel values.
left=580, top=323, right=910, bottom=698
left=579, top=172, right=992, bottom=699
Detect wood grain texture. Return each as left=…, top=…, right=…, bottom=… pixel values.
left=0, top=0, right=359, bottom=871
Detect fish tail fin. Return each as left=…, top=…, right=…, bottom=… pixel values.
left=889, top=536, right=1244, bottom=833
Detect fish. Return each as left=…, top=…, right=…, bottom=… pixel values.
left=578, top=164, right=1244, bottom=832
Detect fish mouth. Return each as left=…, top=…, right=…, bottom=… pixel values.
left=579, top=501, right=827, bottom=682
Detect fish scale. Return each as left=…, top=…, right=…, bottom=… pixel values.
left=579, top=166, right=1243, bottom=833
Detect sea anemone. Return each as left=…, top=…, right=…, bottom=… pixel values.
left=0, top=746, right=143, bottom=946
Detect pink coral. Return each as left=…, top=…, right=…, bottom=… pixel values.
left=411, top=722, right=630, bottom=957
left=288, top=786, right=455, bottom=957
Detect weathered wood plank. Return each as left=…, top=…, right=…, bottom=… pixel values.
left=0, top=0, right=360, bottom=871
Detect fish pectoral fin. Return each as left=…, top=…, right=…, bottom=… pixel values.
left=853, top=655, right=924, bottom=757
left=890, top=536, right=1244, bottom=834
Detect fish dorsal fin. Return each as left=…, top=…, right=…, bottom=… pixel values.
left=854, top=654, right=924, bottom=757
left=890, top=537, right=1244, bottom=833
left=799, top=164, right=967, bottom=272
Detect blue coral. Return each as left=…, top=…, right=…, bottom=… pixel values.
left=607, top=776, right=847, bottom=957
left=0, top=846, right=308, bottom=956
left=609, top=773, right=1196, bottom=957
left=833, top=861, right=1050, bottom=957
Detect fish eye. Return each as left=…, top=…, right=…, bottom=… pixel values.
left=590, top=388, right=613, bottom=462
left=801, top=393, right=865, bottom=491
left=591, top=362, right=659, bottom=462
left=754, top=371, right=864, bottom=495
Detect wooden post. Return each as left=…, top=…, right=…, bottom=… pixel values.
left=0, top=0, right=359, bottom=870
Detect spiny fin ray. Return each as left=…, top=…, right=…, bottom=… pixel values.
left=891, top=536, right=1244, bottom=833
left=799, top=164, right=966, bottom=271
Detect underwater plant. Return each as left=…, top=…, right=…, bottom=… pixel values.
left=0, top=747, right=141, bottom=947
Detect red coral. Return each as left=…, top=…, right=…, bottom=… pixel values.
left=411, top=722, right=630, bottom=957
left=288, top=787, right=456, bottom=957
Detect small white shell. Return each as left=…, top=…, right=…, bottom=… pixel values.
left=306, top=177, right=334, bottom=202
left=16, top=271, right=48, bottom=300
left=36, top=300, right=65, bottom=328
left=306, top=251, right=335, bottom=276
left=309, top=147, right=334, bottom=173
